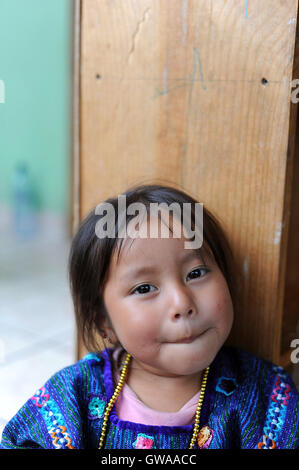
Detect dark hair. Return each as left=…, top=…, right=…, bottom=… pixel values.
left=68, top=183, right=240, bottom=352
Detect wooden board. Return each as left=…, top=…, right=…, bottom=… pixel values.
left=76, top=0, right=299, bottom=363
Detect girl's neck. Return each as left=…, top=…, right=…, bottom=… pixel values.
left=125, top=358, right=203, bottom=413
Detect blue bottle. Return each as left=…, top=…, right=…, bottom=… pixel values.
left=12, top=163, right=37, bottom=240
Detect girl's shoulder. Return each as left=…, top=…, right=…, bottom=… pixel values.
left=214, top=345, right=299, bottom=449
left=0, top=348, right=113, bottom=449
left=215, top=344, right=299, bottom=400
left=46, top=348, right=112, bottom=394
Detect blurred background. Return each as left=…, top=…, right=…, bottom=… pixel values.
left=0, top=0, right=75, bottom=437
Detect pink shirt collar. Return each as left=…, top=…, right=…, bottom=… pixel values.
left=113, top=348, right=200, bottom=426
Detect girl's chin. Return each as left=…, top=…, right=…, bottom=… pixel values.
left=159, top=344, right=218, bottom=375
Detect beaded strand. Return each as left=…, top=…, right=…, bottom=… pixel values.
left=189, top=365, right=209, bottom=449
left=98, top=352, right=131, bottom=449
left=98, top=352, right=210, bottom=450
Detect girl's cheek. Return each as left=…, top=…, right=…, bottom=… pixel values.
left=212, top=292, right=226, bottom=311
left=217, top=296, right=229, bottom=311
left=214, top=295, right=233, bottom=321
left=122, top=306, right=151, bottom=331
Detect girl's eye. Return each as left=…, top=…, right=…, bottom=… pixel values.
left=131, top=268, right=209, bottom=295
left=131, top=284, right=155, bottom=295
left=187, top=267, right=209, bottom=281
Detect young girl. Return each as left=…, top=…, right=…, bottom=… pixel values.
left=1, top=183, right=299, bottom=449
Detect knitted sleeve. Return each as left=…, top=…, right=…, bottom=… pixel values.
left=0, top=360, right=88, bottom=449
left=234, top=349, right=299, bottom=449
left=255, top=364, right=299, bottom=449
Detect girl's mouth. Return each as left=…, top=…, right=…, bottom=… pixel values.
left=168, top=328, right=208, bottom=344
left=168, top=335, right=196, bottom=344
left=177, top=336, right=195, bottom=343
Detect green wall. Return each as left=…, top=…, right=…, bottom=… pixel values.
left=0, top=0, right=71, bottom=213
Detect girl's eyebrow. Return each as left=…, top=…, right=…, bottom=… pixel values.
left=123, top=265, right=159, bottom=280
left=179, top=249, right=203, bottom=264
left=121, top=250, right=203, bottom=280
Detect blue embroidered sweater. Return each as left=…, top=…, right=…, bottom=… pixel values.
left=1, top=346, right=299, bottom=449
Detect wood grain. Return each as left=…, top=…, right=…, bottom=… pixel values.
left=76, top=0, right=298, bottom=362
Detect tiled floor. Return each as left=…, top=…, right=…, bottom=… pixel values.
left=0, top=209, right=76, bottom=439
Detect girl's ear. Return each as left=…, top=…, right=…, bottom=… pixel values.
left=102, top=318, right=118, bottom=345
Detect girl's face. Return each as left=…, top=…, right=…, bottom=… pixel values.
left=102, top=217, right=234, bottom=377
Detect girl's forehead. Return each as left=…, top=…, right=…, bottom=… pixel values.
left=112, top=234, right=214, bottom=270
left=105, top=211, right=214, bottom=275
left=102, top=236, right=216, bottom=287
left=115, top=211, right=204, bottom=257
left=117, top=235, right=184, bottom=259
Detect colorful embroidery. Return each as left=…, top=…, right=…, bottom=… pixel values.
left=257, top=366, right=291, bottom=449
left=88, top=397, right=106, bottom=420
left=257, top=435, right=276, bottom=449
left=133, top=433, right=155, bottom=449
left=271, top=377, right=291, bottom=406
left=31, top=386, right=75, bottom=449
left=197, top=426, right=214, bottom=448
left=30, top=387, right=49, bottom=408
left=50, top=425, right=74, bottom=449
left=216, top=377, right=237, bottom=396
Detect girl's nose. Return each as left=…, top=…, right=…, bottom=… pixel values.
left=173, top=308, right=194, bottom=320
left=168, top=285, right=195, bottom=321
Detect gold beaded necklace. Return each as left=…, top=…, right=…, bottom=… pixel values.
left=98, top=352, right=210, bottom=450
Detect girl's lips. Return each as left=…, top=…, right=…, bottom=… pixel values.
left=168, top=329, right=208, bottom=344
left=178, top=336, right=195, bottom=343
left=168, top=335, right=196, bottom=344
